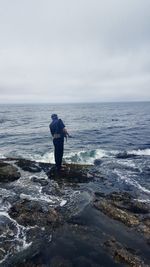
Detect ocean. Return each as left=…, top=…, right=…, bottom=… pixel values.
left=0, top=102, right=150, bottom=200
left=0, top=102, right=150, bottom=266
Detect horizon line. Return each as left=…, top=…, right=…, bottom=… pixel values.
left=0, top=100, right=150, bottom=105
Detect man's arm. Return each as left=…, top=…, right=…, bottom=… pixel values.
left=63, top=127, right=70, bottom=137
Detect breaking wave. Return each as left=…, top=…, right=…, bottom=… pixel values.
left=128, top=148, right=150, bottom=156
left=116, top=148, right=150, bottom=159
left=29, top=149, right=111, bottom=165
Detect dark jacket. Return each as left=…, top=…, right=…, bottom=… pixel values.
left=49, top=119, right=65, bottom=139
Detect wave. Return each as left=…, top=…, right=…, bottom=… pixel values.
left=63, top=149, right=108, bottom=164
left=128, top=148, right=150, bottom=156
left=1, top=148, right=149, bottom=167
left=29, top=151, right=55, bottom=164
left=3, top=149, right=108, bottom=165
left=0, top=153, right=6, bottom=159
left=116, top=148, right=150, bottom=159
left=0, top=148, right=118, bottom=164
left=29, top=149, right=109, bottom=165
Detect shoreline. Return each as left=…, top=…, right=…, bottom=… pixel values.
left=0, top=157, right=150, bottom=266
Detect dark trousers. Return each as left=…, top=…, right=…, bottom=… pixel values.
left=53, top=138, right=64, bottom=170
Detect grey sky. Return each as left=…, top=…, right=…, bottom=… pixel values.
left=0, top=0, right=150, bottom=103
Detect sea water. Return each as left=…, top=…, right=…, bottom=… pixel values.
left=0, top=102, right=150, bottom=200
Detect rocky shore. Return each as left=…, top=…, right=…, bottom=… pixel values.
left=0, top=158, right=150, bottom=267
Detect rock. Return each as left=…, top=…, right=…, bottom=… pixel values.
left=0, top=161, right=21, bottom=182
left=17, top=265, right=45, bottom=267
left=116, top=151, right=137, bottom=159
left=107, top=191, right=132, bottom=202
left=73, top=256, right=99, bottom=267
left=93, top=191, right=150, bottom=240
left=50, top=256, right=73, bottom=267
left=104, top=238, right=148, bottom=267
left=47, top=164, right=93, bottom=183
left=9, top=199, right=62, bottom=228
left=31, top=176, right=49, bottom=186
left=39, top=162, right=52, bottom=173
left=94, top=199, right=139, bottom=227
left=139, top=217, right=150, bottom=237
left=105, top=192, right=150, bottom=215
left=127, top=201, right=150, bottom=214
left=16, top=159, right=41, bottom=173
left=94, top=159, right=102, bottom=166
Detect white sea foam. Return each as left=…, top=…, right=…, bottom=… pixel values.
left=134, top=198, right=150, bottom=203
left=60, top=200, right=67, bottom=207
left=114, top=169, right=150, bottom=195
left=0, top=148, right=117, bottom=165
left=117, top=160, right=140, bottom=170
left=20, top=192, right=67, bottom=207
left=0, top=210, right=32, bottom=264
left=27, top=151, right=55, bottom=163
left=31, top=148, right=110, bottom=165
left=0, top=153, right=6, bottom=159
left=128, top=148, right=150, bottom=156
left=64, top=148, right=115, bottom=164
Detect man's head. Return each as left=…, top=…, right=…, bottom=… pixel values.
left=51, top=114, right=58, bottom=120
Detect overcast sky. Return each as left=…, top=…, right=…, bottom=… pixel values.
left=0, top=0, right=150, bottom=103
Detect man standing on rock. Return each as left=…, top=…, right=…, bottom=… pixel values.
left=49, top=114, right=70, bottom=172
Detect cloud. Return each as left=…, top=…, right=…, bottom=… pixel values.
left=0, top=0, right=150, bottom=103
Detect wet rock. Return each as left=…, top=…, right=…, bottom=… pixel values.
left=116, top=151, right=137, bottom=159
left=73, top=256, right=99, bottom=267
left=16, top=159, right=41, bottom=173
left=31, top=176, right=49, bottom=186
left=0, top=161, right=21, bottom=182
left=139, top=217, right=150, bottom=237
left=9, top=199, right=62, bottom=228
left=15, top=264, right=46, bottom=267
left=47, top=164, right=93, bottom=183
left=50, top=256, right=73, bottom=267
left=94, top=159, right=102, bottom=166
left=39, top=162, right=52, bottom=173
left=93, top=191, right=150, bottom=240
left=94, top=199, right=139, bottom=227
left=127, top=201, right=150, bottom=214
left=107, top=191, right=132, bottom=202
left=105, top=192, right=150, bottom=215
left=104, top=238, right=148, bottom=267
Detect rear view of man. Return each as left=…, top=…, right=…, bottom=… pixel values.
left=49, top=114, right=70, bottom=171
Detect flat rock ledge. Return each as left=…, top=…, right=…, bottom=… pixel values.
left=0, top=158, right=94, bottom=184
left=93, top=191, right=150, bottom=239
left=0, top=161, right=21, bottom=182
left=16, top=158, right=42, bottom=173
left=9, top=199, right=63, bottom=228
left=104, top=238, right=149, bottom=267
left=47, top=164, right=94, bottom=183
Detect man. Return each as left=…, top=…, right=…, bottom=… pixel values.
left=49, top=114, right=70, bottom=171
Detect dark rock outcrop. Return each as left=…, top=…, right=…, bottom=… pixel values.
left=116, top=151, right=137, bottom=159
left=94, top=198, right=139, bottom=227
left=47, top=164, right=94, bottom=183
left=93, top=191, right=150, bottom=239
left=16, top=159, right=41, bottom=173
left=30, top=176, right=49, bottom=186
left=9, top=199, right=62, bottom=228
left=104, top=238, right=148, bottom=267
left=0, top=161, right=21, bottom=182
